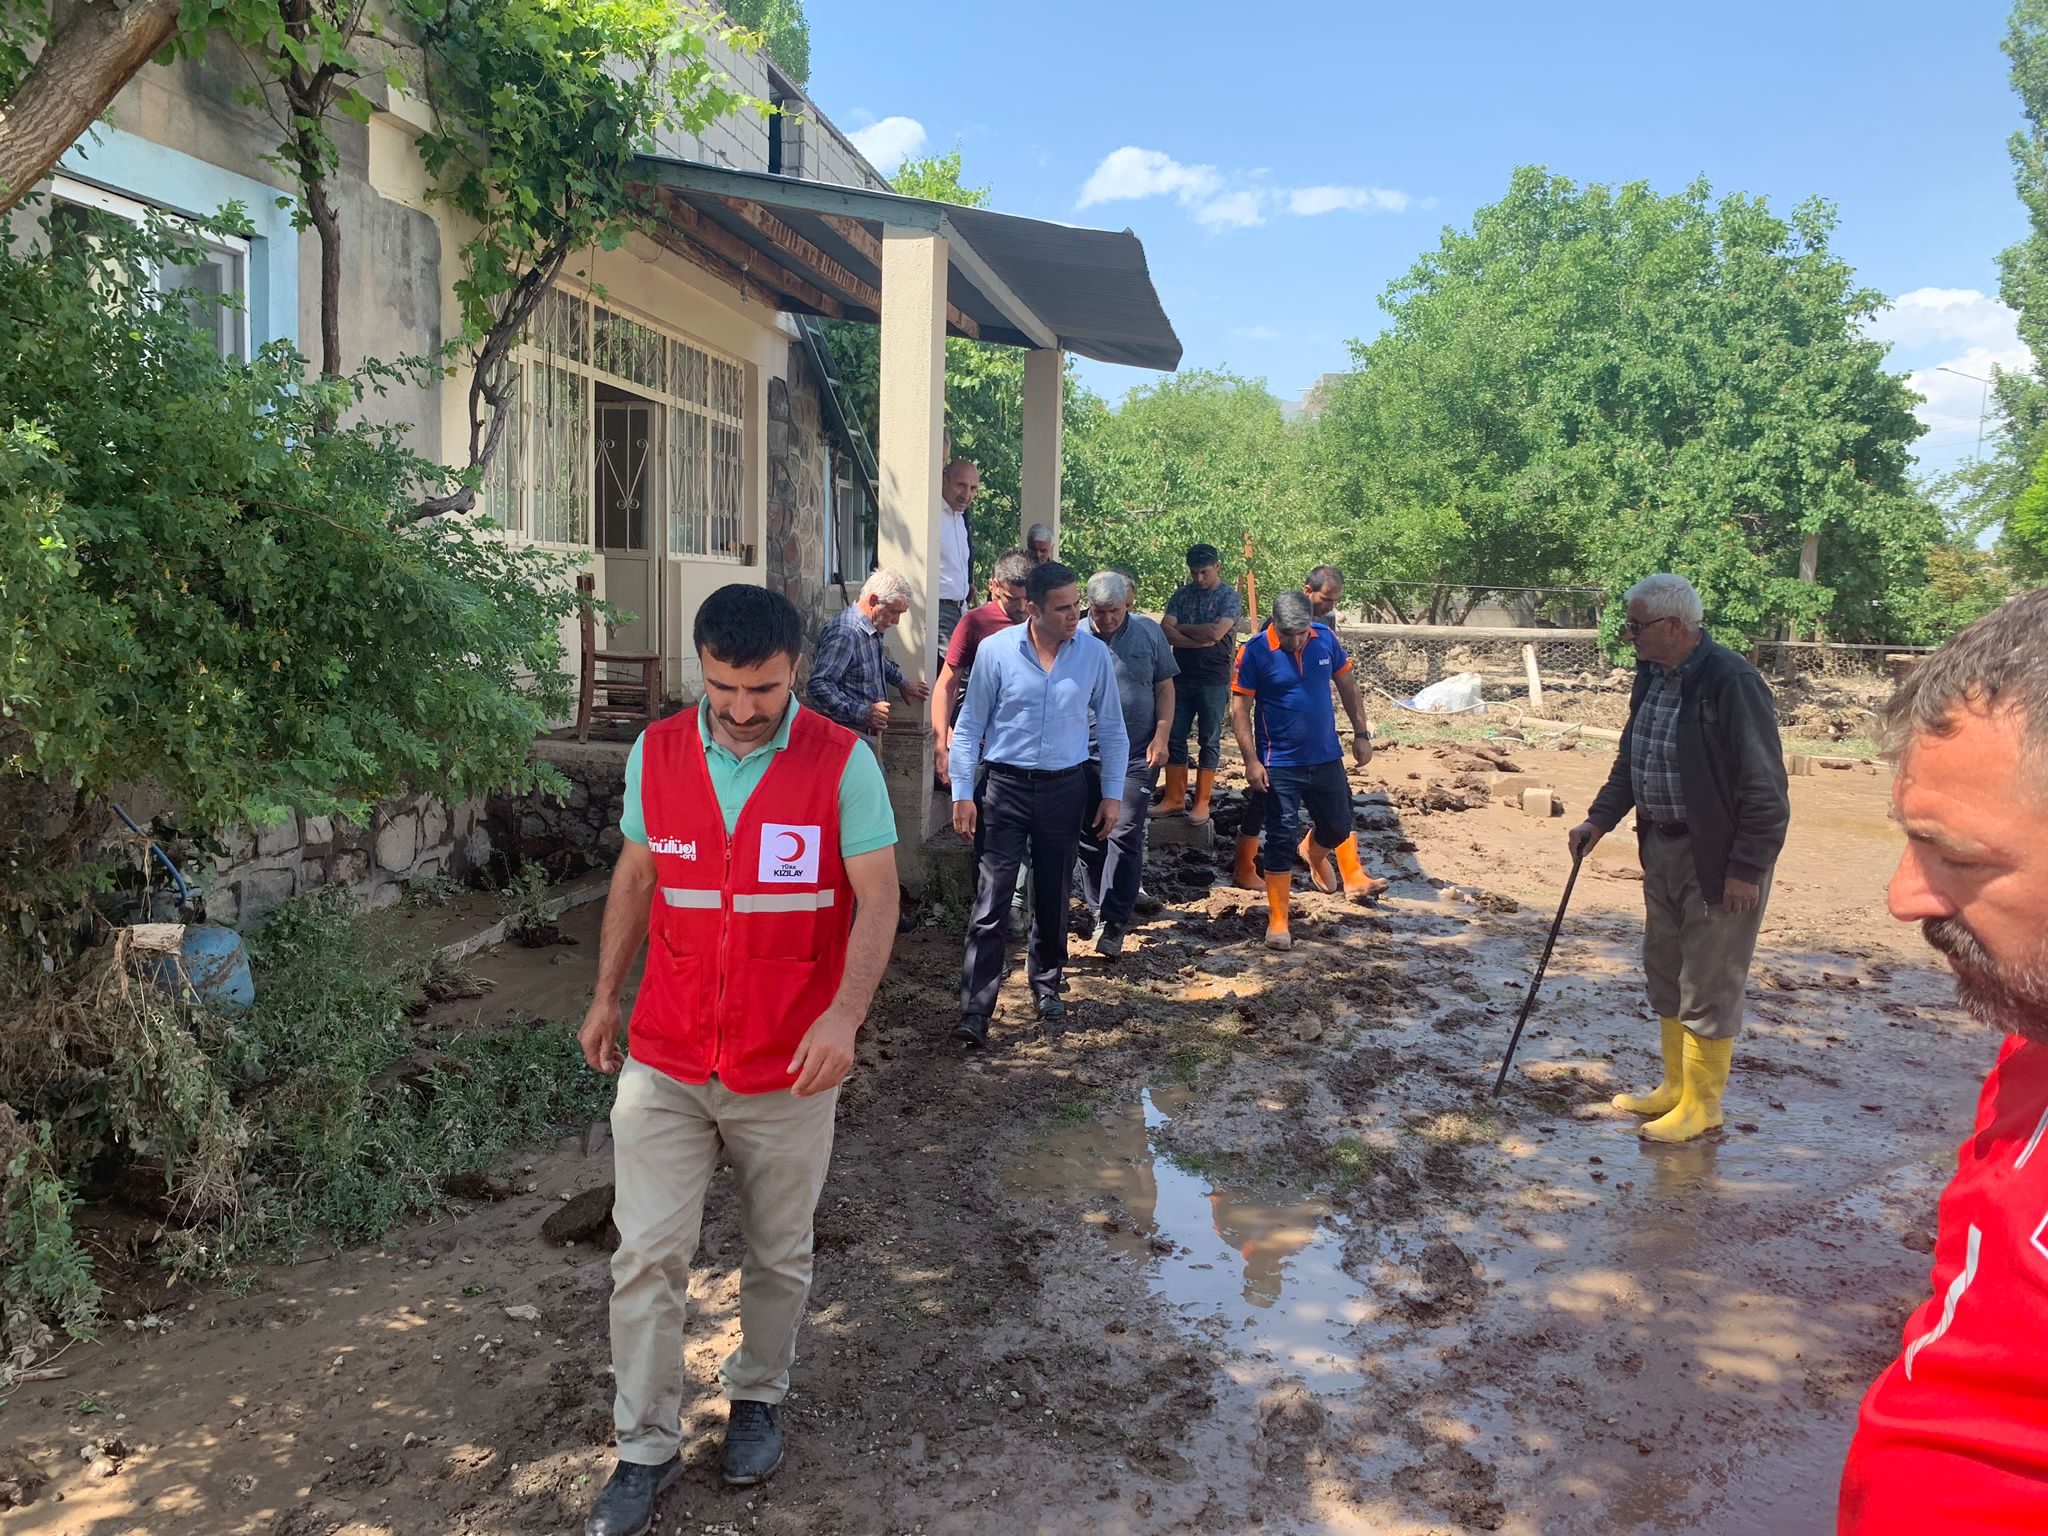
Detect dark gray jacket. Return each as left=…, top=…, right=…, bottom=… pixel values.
left=1587, top=635, right=1790, bottom=905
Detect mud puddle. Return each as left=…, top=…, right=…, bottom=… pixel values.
left=1005, top=1085, right=1368, bottom=1391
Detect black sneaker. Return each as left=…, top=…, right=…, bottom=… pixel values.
left=584, top=1456, right=681, bottom=1536
left=1035, top=992, right=1068, bottom=1022
left=1093, top=919, right=1126, bottom=958
left=951, top=1013, right=989, bottom=1048
left=720, top=1400, right=785, bottom=1487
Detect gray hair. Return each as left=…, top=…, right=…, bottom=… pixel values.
left=1085, top=571, right=1132, bottom=607
left=990, top=549, right=1034, bottom=586
left=1882, top=587, right=2048, bottom=783
left=1623, top=573, right=1704, bottom=627
left=1271, top=589, right=1315, bottom=633
left=1026, top=522, right=1055, bottom=546
left=858, top=568, right=912, bottom=607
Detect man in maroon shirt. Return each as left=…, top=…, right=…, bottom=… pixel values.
left=929, top=548, right=1033, bottom=768
left=1839, top=588, right=2048, bottom=1533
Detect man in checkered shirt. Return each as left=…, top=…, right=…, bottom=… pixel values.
left=1567, top=574, right=1790, bottom=1144
left=807, top=569, right=930, bottom=742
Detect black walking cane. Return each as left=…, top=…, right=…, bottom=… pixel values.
left=1490, top=848, right=1585, bottom=1098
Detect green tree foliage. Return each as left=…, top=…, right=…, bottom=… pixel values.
left=722, top=0, right=808, bottom=85
left=402, top=0, right=755, bottom=515
left=1311, top=167, right=1935, bottom=641
left=0, top=212, right=578, bottom=912
left=1991, top=0, right=2048, bottom=578
left=1062, top=371, right=1312, bottom=608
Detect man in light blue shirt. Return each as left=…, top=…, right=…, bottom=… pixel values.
left=948, top=560, right=1126, bottom=1047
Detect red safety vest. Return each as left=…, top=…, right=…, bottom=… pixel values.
left=1839, top=1033, right=2048, bottom=1532
left=630, top=706, right=856, bottom=1093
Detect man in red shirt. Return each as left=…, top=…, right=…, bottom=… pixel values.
left=928, top=548, right=1033, bottom=769
left=1839, top=588, right=2048, bottom=1532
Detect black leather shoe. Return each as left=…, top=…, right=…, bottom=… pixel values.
left=1035, top=992, right=1067, bottom=1022
left=584, top=1456, right=681, bottom=1536
left=951, top=1013, right=989, bottom=1048
left=720, top=1399, right=785, bottom=1486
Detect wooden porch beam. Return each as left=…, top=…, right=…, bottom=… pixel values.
left=810, top=207, right=980, bottom=340
left=650, top=193, right=846, bottom=318
left=642, top=220, right=789, bottom=317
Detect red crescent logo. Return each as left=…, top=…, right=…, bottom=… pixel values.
left=776, top=829, right=807, bottom=862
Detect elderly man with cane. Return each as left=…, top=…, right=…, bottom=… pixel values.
left=1566, top=573, right=1789, bottom=1144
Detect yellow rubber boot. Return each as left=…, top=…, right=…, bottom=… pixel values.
left=1190, top=768, right=1217, bottom=824
left=1151, top=764, right=1188, bottom=818
left=1232, top=835, right=1262, bottom=891
left=1263, top=872, right=1294, bottom=950
left=1332, top=835, right=1389, bottom=903
left=1640, top=1031, right=1734, bottom=1144
left=1613, top=1017, right=1686, bottom=1117
left=1299, top=831, right=1340, bottom=893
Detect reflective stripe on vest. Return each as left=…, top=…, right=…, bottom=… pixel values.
left=660, top=887, right=722, bottom=909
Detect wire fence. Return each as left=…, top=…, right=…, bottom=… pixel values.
left=1335, top=623, right=1926, bottom=741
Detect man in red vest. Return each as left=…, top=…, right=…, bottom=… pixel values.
left=1839, top=588, right=2048, bottom=1532
left=578, top=584, right=901, bottom=1535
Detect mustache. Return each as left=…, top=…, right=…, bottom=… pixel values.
left=1924, top=917, right=2048, bottom=1045
left=1923, top=917, right=1993, bottom=972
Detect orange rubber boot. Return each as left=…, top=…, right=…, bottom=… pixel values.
left=1264, top=872, right=1294, bottom=950
left=1333, top=835, right=1389, bottom=903
left=1190, top=768, right=1217, bottom=824
left=1151, top=764, right=1188, bottom=818
left=1298, top=831, right=1340, bottom=893
left=1232, top=835, right=1262, bottom=891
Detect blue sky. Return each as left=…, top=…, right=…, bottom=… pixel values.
left=810, top=0, right=2027, bottom=484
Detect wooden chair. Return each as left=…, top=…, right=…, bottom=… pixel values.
left=574, top=574, right=663, bottom=742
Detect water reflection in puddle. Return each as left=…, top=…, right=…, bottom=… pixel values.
left=1006, top=1087, right=1367, bottom=1392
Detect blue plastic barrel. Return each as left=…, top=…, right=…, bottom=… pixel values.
left=156, top=925, right=257, bottom=1011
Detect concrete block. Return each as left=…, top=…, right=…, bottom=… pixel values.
left=1149, top=816, right=1217, bottom=850
left=1519, top=786, right=1563, bottom=818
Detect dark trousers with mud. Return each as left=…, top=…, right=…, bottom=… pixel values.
left=1261, top=759, right=1354, bottom=873
left=961, top=763, right=1087, bottom=1018
left=1079, top=756, right=1156, bottom=929
left=1638, top=826, right=1773, bottom=1040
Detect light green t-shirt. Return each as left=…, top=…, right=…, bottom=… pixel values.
left=619, top=698, right=898, bottom=858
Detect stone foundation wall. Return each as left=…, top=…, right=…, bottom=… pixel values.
left=483, top=740, right=629, bottom=876
left=765, top=339, right=838, bottom=633
left=207, top=794, right=490, bottom=926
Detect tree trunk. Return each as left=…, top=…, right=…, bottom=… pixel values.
left=0, top=0, right=188, bottom=213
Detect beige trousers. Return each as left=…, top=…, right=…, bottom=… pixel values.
left=607, top=1058, right=839, bottom=1465
left=1639, top=829, right=1773, bottom=1042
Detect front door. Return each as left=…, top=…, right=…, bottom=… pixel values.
left=596, top=400, right=659, bottom=657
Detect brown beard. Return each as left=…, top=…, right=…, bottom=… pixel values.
left=1923, top=918, right=2048, bottom=1046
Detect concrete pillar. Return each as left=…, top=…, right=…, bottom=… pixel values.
left=1022, top=346, right=1064, bottom=552
left=875, top=225, right=948, bottom=888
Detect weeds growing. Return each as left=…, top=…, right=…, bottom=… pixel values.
left=0, top=892, right=608, bottom=1358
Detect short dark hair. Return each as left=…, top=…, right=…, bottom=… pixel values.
left=1026, top=560, right=1079, bottom=609
left=1186, top=543, right=1221, bottom=571
left=1882, top=587, right=2048, bottom=788
left=991, top=549, right=1034, bottom=586
left=1271, top=590, right=1315, bottom=633
left=1305, top=564, right=1344, bottom=593
left=693, top=583, right=804, bottom=667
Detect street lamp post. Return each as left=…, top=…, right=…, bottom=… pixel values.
left=1936, top=365, right=1994, bottom=461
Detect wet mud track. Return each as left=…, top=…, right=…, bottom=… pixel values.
left=4, top=740, right=1989, bottom=1534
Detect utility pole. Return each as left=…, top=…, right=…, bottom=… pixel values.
left=1936, top=364, right=1994, bottom=461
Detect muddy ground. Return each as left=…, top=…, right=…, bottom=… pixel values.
left=3, top=726, right=1989, bottom=1535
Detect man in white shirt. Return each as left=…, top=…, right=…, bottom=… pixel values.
left=937, top=459, right=981, bottom=660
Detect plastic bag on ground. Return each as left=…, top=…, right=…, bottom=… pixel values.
left=1404, top=672, right=1487, bottom=714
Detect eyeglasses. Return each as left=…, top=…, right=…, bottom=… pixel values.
left=1619, top=615, right=1674, bottom=638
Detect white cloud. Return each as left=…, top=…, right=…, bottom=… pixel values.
left=1868, top=287, right=2022, bottom=352
left=848, top=116, right=927, bottom=175
left=1077, top=146, right=1416, bottom=233
left=1286, top=185, right=1412, bottom=216
left=1903, top=344, right=2028, bottom=439
left=1078, top=147, right=1224, bottom=210
left=1194, top=190, right=1266, bottom=229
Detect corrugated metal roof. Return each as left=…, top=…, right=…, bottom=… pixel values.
left=626, top=156, right=1183, bottom=372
